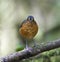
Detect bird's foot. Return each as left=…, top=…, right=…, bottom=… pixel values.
left=33, top=44, right=40, bottom=49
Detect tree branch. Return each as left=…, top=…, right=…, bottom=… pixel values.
left=0, top=39, right=60, bottom=62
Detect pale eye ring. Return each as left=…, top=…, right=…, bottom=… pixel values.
left=27, top=16, right=34, bottom=21
left=28, top=17, right=33, bottom=21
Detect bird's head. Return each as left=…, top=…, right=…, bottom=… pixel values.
left=27, top=16, right=34, bottom=22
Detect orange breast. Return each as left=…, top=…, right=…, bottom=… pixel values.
left=19, top=21, right=38, bottom=39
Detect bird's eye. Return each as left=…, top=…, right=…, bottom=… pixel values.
left=28, top=17, right=34, bottom=21
left=27, top=16, right=34, bottom=21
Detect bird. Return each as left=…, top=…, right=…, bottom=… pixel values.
left=19, top=16, right=38, bottom=49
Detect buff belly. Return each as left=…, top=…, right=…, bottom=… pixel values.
left=19, top=21, right=38, bottom=39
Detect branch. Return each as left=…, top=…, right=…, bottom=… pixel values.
left=0, top=39, right=60, bottom=62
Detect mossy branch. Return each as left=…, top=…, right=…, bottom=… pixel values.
left=0, top=39, right=60, bottom=62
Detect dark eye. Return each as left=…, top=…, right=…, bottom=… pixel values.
left=27, top=16, right=34, bottom=21
left=29, top=18, right=33, bottom=21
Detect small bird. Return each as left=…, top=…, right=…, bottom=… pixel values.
left=19, top=16, right=38, bottom=48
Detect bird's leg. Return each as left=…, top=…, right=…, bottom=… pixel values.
left=33, top=39, right=40, bottom=48
left=26, top=40, right=29, bottom=49
left=33, top=40, right=36, bottom=47
left=32, top=39, right=36, bottom=47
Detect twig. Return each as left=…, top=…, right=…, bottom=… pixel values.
left=0, top=39, right=60, bottom=62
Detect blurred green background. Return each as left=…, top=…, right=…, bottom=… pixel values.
left=0, top=0, right=60, bottom=62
